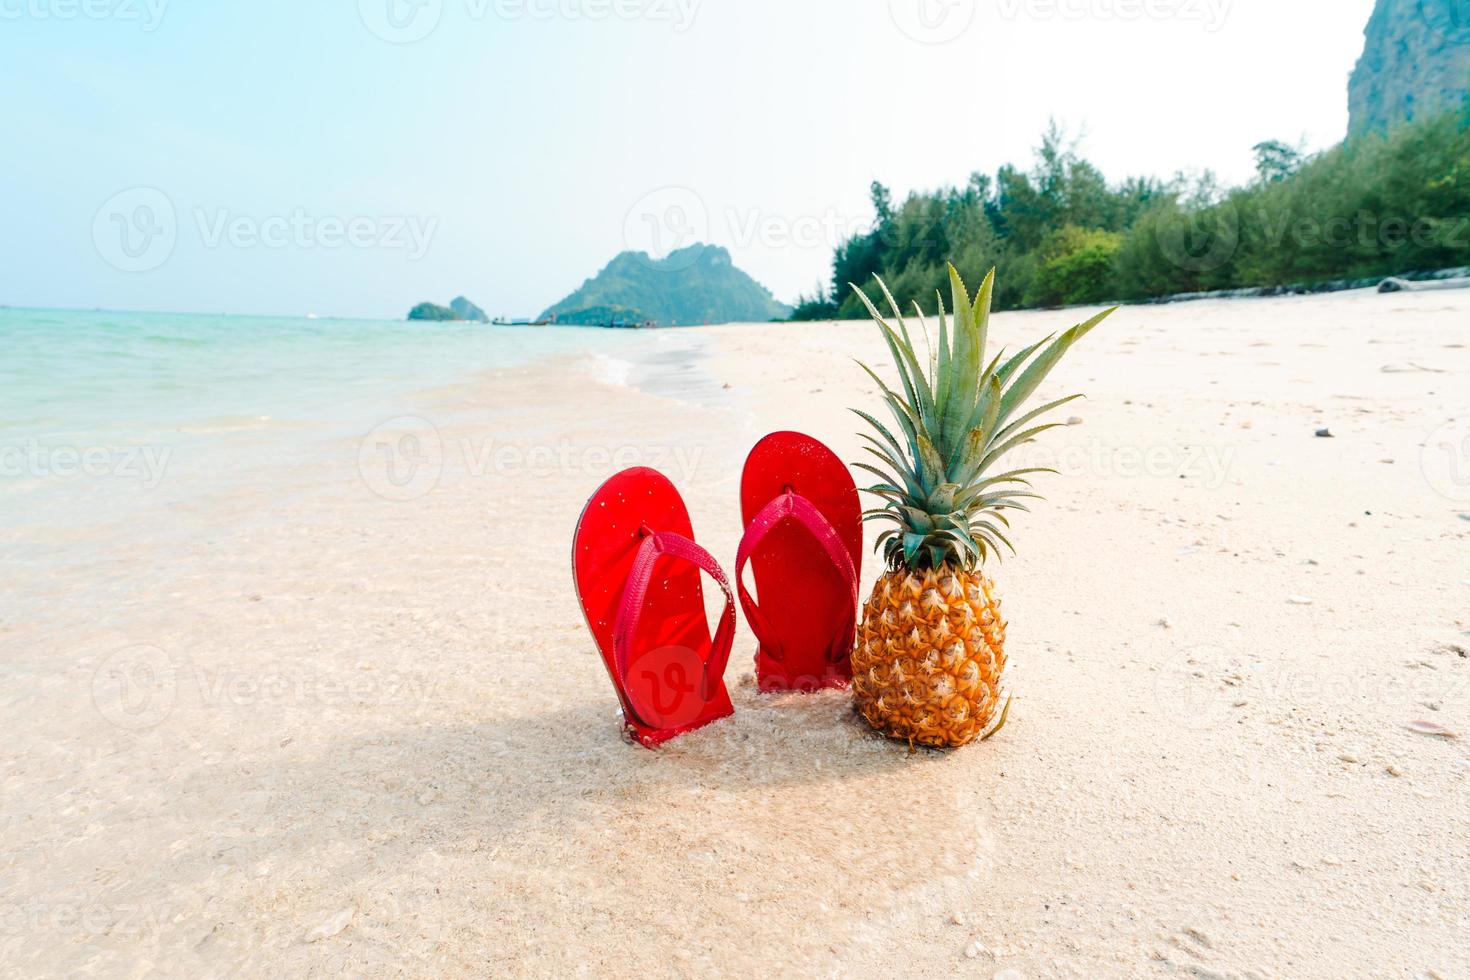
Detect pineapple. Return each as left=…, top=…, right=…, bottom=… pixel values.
left=848, top=265, right=1114, bottom=748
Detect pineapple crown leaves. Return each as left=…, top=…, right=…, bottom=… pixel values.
left=849, top=264, right=1116, bottom=571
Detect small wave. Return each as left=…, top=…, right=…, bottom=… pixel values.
left=591, top=353, right=635, bottom=388
left=177, top=415, right=285, bottom=435
left=141, top=334, right=211, bottom=348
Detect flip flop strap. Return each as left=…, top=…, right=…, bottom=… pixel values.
left=612, top=530, right=737, bottom=716
left=735, top=490, right=858, bottom=664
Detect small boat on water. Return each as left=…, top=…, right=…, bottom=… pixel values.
left=491, top=314, right=655, bottom=329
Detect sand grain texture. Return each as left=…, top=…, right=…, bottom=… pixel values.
left=2, top=289, right=1467, bottom=978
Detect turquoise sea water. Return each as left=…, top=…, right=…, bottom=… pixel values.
left=0, top=307, right=672, bottom=535
left=0, top=308, right=621, bottom=442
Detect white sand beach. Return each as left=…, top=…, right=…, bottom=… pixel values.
left=2, top=288, right=1467, bottom=978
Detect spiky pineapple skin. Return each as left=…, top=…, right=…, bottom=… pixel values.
left=851, top=566, right=1007, bottom=748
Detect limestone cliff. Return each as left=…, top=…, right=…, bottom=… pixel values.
left=1349, top=0, right=1470, bottom=134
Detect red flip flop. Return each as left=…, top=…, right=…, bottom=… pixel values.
left=572, top=467, right=736, bottom=747
left=737, top=432, right=862, bottom=693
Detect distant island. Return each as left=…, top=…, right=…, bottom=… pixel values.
left=406, top=295, right=488, bottom=322
left=450, top=296, right=488, bottom=322
left=540, top=243, right=791, bottom=327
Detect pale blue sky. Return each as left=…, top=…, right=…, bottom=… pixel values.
left=2, top=0, right=1375, bottom=318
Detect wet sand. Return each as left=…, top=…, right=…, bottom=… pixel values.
left=2, top=288, right=1467, bottom=978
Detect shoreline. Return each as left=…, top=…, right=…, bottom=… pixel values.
left=2, top=287, right=1467, bottom=977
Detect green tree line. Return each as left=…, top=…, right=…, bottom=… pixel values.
left=792, top=105, right=1470, bottom=320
